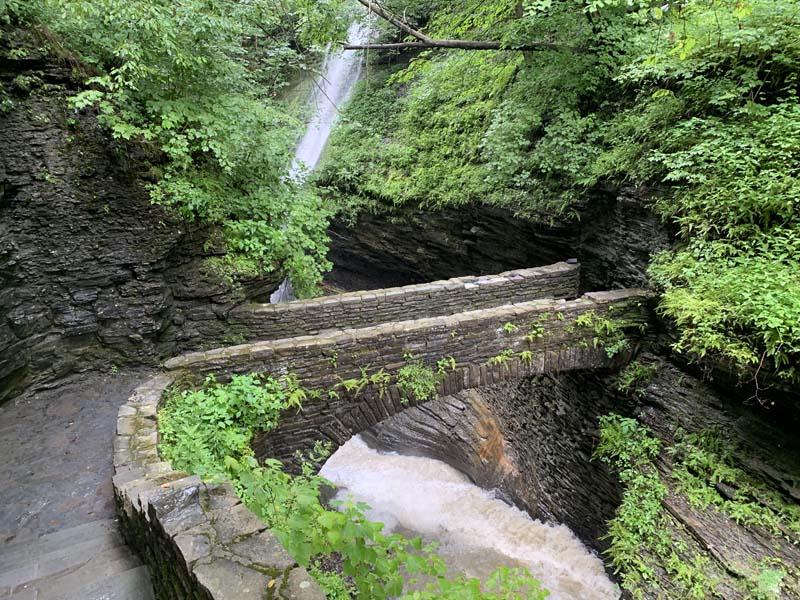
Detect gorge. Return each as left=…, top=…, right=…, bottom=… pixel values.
left=1, top=2, right=800, bottom=600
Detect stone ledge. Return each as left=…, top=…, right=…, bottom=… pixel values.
left=167, top=289, right=650, bottom=373
left=113, top=376, right=325, bottom=600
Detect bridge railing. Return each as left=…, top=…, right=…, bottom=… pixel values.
left=166, top=289, right=652, bottom=464
left=228, top=261, right=580, bottom=341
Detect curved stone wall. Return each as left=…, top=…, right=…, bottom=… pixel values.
left=113, top=374, right=326, bottom=600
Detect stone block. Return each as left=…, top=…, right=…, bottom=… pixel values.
left=193, top=557, right=272, bottom=600
left=203, top=482, right=240, bottom=511
left=229, top=531, right=295, bottom=571
left=211, top=503, right=265, bottom=545
left=117, top=404, right=138, bottom=417
left=116, top=417, right=137, bottom=436
left=174, top=532, right=213, bottom=565
left=282, top=567, right=326, bottom=600
left=112, top=465, right=144, bottom=488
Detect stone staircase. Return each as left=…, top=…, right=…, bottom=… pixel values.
left=0, top=519, right=154, bottom=600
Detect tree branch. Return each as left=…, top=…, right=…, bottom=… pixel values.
left=353, top=0, right=431, bottom=43
left=343, top=40, right=585, bottom=52
left=349, top=1, right=584, bottom=53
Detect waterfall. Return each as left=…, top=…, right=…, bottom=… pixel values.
left=270, top=22, right=371, bottom=303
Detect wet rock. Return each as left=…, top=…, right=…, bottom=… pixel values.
left=0, top=33, right=282, bottom=403
left=326, top=190, right=671, bottom=293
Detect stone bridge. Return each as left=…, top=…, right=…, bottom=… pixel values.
left=113, top=261, right=652, bottom=599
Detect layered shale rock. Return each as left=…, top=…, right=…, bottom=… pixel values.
left=0, top=34, right=279, bottom=402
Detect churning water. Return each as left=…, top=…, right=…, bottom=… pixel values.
left=320, top=436, right=618, bottom=600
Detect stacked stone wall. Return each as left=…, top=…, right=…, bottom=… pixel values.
left=230, top=262, right=579, bottom=341
left=167, top=289, right=650, bottom=466
left=113, top=375, right=325, bottom=600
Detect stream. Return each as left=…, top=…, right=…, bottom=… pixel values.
left=320, top=437, right=618, bottom=599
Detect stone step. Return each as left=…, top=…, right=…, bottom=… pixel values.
left=0, top=518, right=154, bottom=600
left=65, top=565, right=154, bottom=600
left=0, top=520, right=119, bottom=570
left=8, top=565, right=154, bottom=600
left=32, top=547, right=145, bottom=600
left=0, top=528, right=124, bottom=592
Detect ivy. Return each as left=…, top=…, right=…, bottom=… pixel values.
left=669, top=428, right=800, bottom=543
left=595, top=414, right=719, bottom=598
left=613, top=360, right=658, bottom=397
left=396, top=356, right=439, bottom=403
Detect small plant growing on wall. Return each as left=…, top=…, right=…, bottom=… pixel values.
left=614, top=361, right=658, bottom=397
left=283, top=373, right=313, bottom=407
left=397, top=357, right=438, bottom=404
left=573, top=310, right=631, bottom=358
left=369, top=367, right=391, bottom=400
left=525, top=313, right=551, bottom=343
left=486, top=349, right=516, bottom=372
left=335, top=367, right=370, bottom=399
left=437, top=355, right=457, bottom=375
left=519, top=350, right=534, bottom=366
left=501, top=322, right=519, bottom=334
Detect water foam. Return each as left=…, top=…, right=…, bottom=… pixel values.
left=319, top=435, right=618, bottom=600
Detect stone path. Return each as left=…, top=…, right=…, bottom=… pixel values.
left=0, top=371, right=156, bottom=598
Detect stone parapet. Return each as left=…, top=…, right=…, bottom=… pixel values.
left=230, top=262, right=580, bottom=341
left=167, top=289, right=651, bottom=466
left=112, top=374, right=325, bottom=600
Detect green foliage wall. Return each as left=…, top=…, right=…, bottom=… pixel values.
left=316, top=0, right=800, bottom=384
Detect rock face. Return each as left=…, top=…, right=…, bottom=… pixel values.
left=326, top=190, right=672, bottom=293
left=362, top=375, right=628, bottom=552
left=0, top=40, right=279, bottom=402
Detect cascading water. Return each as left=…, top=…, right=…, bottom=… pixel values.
left=270, top=22, right=371, bottom=303
left=320, top=436, right=619, bottom=599
left=289, top=22, right=371, bottom=181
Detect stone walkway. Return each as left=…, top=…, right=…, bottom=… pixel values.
left=0, top=370, right=156, bottom=598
